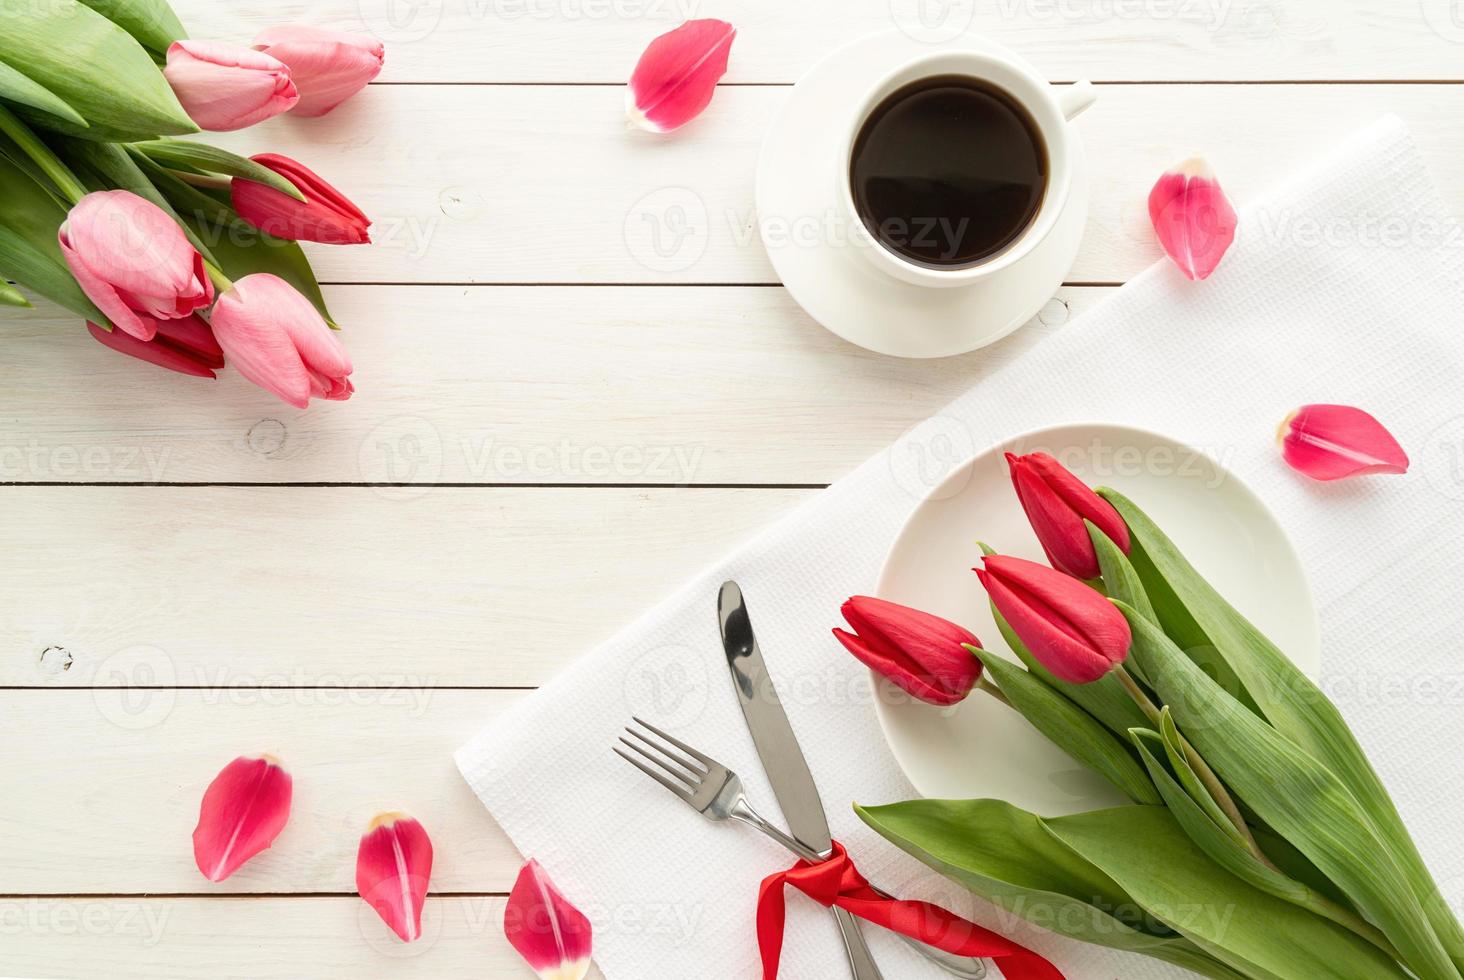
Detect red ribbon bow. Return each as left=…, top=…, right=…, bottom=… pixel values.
left=756, top=841, right=1064, bottom=980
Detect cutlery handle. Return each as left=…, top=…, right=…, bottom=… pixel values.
left=731, top=800, right=986, bottom=979
left=833, top=907, right=884, bottom=980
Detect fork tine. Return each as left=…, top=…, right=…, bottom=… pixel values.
left=614, top=747, right=694, bottom=803
left=618, top=736, right=699, bottom=788
left=625, top=725, right=705, bottom=777
left=631, top=716, right=716, bottom=770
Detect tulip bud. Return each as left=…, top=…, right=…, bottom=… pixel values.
left=231, top=154, right=371, bottom=245
left=253, top=25, right=384, bottom=118
left=59, top=190, right=213, bottom=341
left=833, top=596, right=982, bottom=706
left=1006, top=452, right=1130, bottom=580
left=164, top=40, right=299, bottom=131
left=975, top=555, right=1130, bottom=684
left=88, top=315, right=224, bottom=379
left=209, top=274, right=353, bottom=408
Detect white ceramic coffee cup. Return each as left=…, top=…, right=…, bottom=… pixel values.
left=839, top=46, right=1096, bottom=289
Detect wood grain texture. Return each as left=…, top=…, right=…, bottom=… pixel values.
left=170, top=0, right=1464, bottom=83
left=172, top=84, right=1464, bottom=286
left=0, top=897, right=602, bottom=979
left=0, top=287, right=1097, bottom=484
left=1, top=691, right=524, bottom=894
left=0, top=487, right=810, bottom=687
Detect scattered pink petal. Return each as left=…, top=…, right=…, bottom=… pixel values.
left=1148, top=157, right=1237, bottom=281
left=626, top=19, right=735, bottom=133
left=504, top=859, right=593, bottom=980
left=192, top=755, right=292, bottom=882
left=1280, top=404, right=1409, bottom=481
left=356, top=812, right=433, bottom=942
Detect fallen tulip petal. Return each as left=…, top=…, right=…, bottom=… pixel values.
left=356, top=813, right=433, bottom=942
left=192, top=755, right=292, bottom=882
left=1280, top=404, right=1409, bottom=481
left=626, top=19, right=735, bottom=133
left=504, top=859, right=593, bottom=980
left=1148, top=157, right=1237, bottom=281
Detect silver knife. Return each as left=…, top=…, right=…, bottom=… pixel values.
left=718, top=581, right=986, bottom=980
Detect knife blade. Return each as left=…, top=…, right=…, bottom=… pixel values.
left=718, top=579, right=832, bottom=851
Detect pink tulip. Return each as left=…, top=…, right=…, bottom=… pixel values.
left=1007, top=452, right=1130, bottom=580
left=253, top=25, right=384, bottom=117
left=209, top=274, right=353, bottom=408
left=833, top=595, right=982, bottom=706
left=1148, top=157, right=1237, bottom=281
left=88, top=315, right=224, bottom=378
left=164, top=40, right=299, bottom=131
left=59, top=190, right=213, bottom=341
left=231, top=153, right=371, bottom=245
left=975, top=555, right=1130, bottom=685
left=504, top=860, right=593, bottom=980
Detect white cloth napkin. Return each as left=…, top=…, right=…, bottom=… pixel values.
left=458, top=117, right=1464, bottom=979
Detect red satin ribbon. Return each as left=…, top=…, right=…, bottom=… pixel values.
left=756, top=841, right=1064, bottom=980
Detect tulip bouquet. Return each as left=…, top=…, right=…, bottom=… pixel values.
left=0, top=0, right=382, bottom=406
left=840, top=452, right=1463, bottom=980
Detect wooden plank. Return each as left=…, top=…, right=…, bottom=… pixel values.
left=0, top=287, right=1100, bottom=485
left=179, top=84, right=1464, bottom=285
left=1, top=692, right=524, bottom=894
left=0, top=897, right=605, bottom=979
left=0, top=487, right=810, bottom=687
left=169, top=0, right=1464, bottom=83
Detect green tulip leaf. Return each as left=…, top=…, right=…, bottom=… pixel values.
left=1155, top=707, right=1245, bottom=847
left=1045, top=805, right=1415, bottom=980
left=858, top=797, right=1263, bottom=980
left=75, top=0, right=187, bottom=54
left=972, top=647, right=1160, bottom=805
left=0, top=58, right=88, bottom=128
left=0, top=277, right=33, bottom=307
left=1132, top=727, right=1398, bottom=958
left=1103, top=487, right=1464, bottom=966
left=0, top=0, right=195, bottom=141
left=0, top=154, right=107, bottom=324
left=1119, top=603, right=1457, bottom=980
left=134, top=139, right=306, bottom=201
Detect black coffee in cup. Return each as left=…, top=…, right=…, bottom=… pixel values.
left=850, top=75, right=1049, bottom=269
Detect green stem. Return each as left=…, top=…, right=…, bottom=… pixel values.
left=0, top=103, right=88, bottom=205
left=976, top=675, right=1012, bottom=708
left=1114, top=664, right=1275, bottom=869
left=204, top=260, right=233, bottom=295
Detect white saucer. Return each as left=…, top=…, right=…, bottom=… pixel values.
left=872, top=423, right=1320, bottom=812
left=755, top=31, right=1090, bottom=359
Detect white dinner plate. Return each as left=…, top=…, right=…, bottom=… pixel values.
left=755, top=30, right=1090, bottom=359
left=873, top=422, right=1321, bottom=813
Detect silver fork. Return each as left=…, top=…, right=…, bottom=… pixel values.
left=616, top=717, right=987, bottom=980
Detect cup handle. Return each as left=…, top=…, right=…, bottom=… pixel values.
left=1058, top=79, right=1097, bottom=121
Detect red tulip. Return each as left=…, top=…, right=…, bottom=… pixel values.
left=231, top=153, right=371, bottom=245
left=1148, top=156, right=1237, bottom=281
left=58, top=190, right=213, bottom=341
left=833, top=596, right=982, bottom=706
left=1006, top=452, right=1130, bottom=579
left=164, top=40, right=298, bottom=131
left=1279, top=404, right=1409, bottom=481
left=209, top=274, right=353, bottom=408
left=975, top=555, right=1130, bottom=685
left=626, top=19, right=736, bottom=133
left=504, top=859, right=593, bottom=980
left=87, top=315, right=224, bottom=378
left=253, top=25, right=384, bottom=117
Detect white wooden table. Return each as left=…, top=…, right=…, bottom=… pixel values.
left=3, top=2, right=1463, bottom=976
